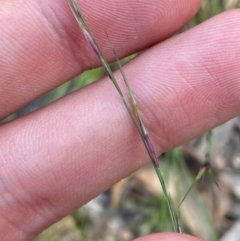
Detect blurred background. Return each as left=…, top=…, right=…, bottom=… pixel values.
left=9, top=1, right=240, bottom=240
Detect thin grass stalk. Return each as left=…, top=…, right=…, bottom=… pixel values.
left=67, top=0, right=156, bottom=171
left=205, top=130, right=212, bottom=163
left=105, top=31, right=159, bottom=168
left=205, top=131, right=220, bottom=190
left=66, top=1, right=150, bottom=152
left=67, top=0, right=178, bottom=232
left=178, top=130, right=220, bottom=207
left=105, top=32, right=178, bottom=230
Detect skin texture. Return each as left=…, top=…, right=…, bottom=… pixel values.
left=134, top=233, right=203, bottom=241
left=0, top=0, right=239, bottom=240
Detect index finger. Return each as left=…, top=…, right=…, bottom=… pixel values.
left=0, top=0, right=201, bottom=119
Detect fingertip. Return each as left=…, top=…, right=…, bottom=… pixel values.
left=133, top=233, right=205, bottom=241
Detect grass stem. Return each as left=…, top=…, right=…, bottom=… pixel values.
left=67, top=0, right=178, bottom=232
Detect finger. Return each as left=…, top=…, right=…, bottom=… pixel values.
left=134, top=233, right=204, bottom=241
left=1, top=9, right=240, bottom=241
left=0, top=0, right=201, bottom=119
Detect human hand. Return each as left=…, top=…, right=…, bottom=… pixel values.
left=1, top=0, right=239, bottom=240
